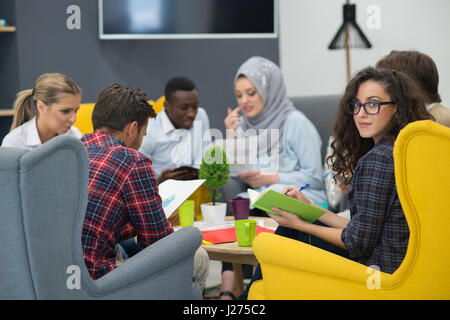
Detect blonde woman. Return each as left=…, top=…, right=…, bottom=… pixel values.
left=1, top=73, right=82, bottom=150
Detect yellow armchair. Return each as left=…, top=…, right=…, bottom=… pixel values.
left=151, top=95, right=165, bottom=114
left=73, top=97, right=166, bottom=135
left=249, top=120, right=450, bottom=299
left=73, top=103, right=95, bottom=134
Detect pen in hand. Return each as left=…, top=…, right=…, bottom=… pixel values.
left=298, top=183, right=310, bottom=191
left=284, top=183, right=310, bottom=195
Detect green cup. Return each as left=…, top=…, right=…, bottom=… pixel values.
left=234, top=219, right=256, bottom=247
left=179, top=200, right=195, bottom=227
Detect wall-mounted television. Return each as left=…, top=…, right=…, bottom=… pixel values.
left=99, top=0, right=278, bottom=39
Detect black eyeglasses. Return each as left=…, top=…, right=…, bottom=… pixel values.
left=348, top=100, right=396, bottom=115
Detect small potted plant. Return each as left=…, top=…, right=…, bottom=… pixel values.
left=199, top=145, right=230, bottom=225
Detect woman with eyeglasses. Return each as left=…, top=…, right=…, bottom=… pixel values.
left=239, top=67, right=433, bottom=299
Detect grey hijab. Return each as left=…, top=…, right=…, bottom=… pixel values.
left=234, top=56, right=296, bottom=156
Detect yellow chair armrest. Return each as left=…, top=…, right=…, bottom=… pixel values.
left=252, top=232, right=392, bottom=299
left=254, top=232, right=370, bottom=281
left=248, top=280, right=265, bottom=300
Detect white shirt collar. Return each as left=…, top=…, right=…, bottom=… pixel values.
left=160, top=109, right=176, bottom=134
left=25, top=117, right=43, bottom=147
left=426, top=102, right=438, bottom=111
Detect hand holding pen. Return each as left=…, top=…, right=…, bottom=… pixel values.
left=282, top=184, right=312, bottom=205
left=284, top=183, right=310, bottom=195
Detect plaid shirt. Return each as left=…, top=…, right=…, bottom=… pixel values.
left=81, top=131, right=173, bottom=280
left=342, top=139, right=409, bottom=274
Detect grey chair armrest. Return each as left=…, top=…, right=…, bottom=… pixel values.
left=91, top=226, right=202, bottom=296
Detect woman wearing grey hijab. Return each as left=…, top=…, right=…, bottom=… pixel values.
left=223, top=56, right=326, bottom=204
left=219, top=57, right=326, bottom=300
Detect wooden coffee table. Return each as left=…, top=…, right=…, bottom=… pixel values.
left=201, top=216, right=278, bottom=296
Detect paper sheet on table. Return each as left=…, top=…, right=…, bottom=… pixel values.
left=193, top=220, right=275, bottom=244
left=201, top=225, right=276, bottom=244
left=158, top=179, right=205, bottom=218
left=193, top=220, right=266, bottom=231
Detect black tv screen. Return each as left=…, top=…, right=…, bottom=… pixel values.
left=99, top=0, right=278, bottom=39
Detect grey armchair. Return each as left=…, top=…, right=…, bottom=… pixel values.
left=0, top=135, right=203, bottom=299
left=290, top=95, right=341, bottom=159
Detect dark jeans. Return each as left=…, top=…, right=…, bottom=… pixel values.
left=118, top=237, right=142, bottom=259
left=238, top=221, right=351, bottom=300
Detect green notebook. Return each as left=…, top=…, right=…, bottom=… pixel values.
left=252, top=189, right=326, bottom=223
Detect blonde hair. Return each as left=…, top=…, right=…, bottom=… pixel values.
left=10, top=73, right=82, bottom=131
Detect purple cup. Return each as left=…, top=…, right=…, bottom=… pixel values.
left=228, top=197, right=250, bottom=220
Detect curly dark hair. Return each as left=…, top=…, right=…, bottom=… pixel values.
left=327, top=67, right=433, bottom=184
left=92, top=84, right=156, bottom=132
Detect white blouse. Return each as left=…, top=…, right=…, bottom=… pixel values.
left=1, top=116, right=82, bottom=151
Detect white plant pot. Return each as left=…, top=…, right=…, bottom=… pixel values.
left=201, top=202, right=227, bottom=225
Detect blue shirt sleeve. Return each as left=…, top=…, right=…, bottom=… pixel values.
left=277, top=111, right=325, bottom=192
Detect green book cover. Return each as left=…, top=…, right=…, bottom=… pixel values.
left=252, top=189, right=326, bottom=223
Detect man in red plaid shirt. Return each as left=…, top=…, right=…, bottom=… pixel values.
left=80, top=84, right=208, bottom=285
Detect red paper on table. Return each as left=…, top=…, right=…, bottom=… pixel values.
left=201, top=226, right=275, bottom=244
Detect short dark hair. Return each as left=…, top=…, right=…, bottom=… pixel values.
left=164, top=76, right=197, bottom=101
left=376, top=50, right=441, bottom=104
left=92, top=84, right=156, bottom=131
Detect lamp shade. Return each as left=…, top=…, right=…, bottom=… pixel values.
left=328, top=4, right=371, bottom=49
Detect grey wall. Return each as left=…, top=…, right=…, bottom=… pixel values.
left=0, top=0, right=279, bottom=141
